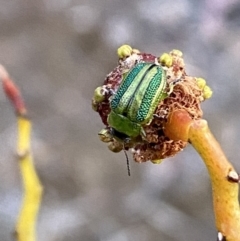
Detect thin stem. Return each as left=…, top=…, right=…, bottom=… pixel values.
left=189, top=119, right=240, bottom=241
left=165, top=110, right=240, bottom=240
left=1, top=65, right=43, bottom=241
left=15, top=116, right=43, bottom=241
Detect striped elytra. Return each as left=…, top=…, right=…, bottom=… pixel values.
left=110, top=62, right=166, bottom=125
left=110, top=63, right=146, bottom=110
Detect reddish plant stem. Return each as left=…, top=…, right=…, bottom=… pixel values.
left=0, top=65, right=27, bottom=116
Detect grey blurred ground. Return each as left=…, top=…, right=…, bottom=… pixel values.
left=0, top=0, right=240, bottom=240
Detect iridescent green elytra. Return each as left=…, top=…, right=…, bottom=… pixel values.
left=108, top=62, right=167, bottom=138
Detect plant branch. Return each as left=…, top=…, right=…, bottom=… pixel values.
left=0, top=65, right=43, bottom=241
left=165, top=109, right=240, bottom=241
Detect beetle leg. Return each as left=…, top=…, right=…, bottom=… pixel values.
left=98, top=128, right=113, bottom=143
left=153, top=114, right=160, bottom=118
left=171, top=78, right=182, bottom=85
left=167, top=78, right=182, bottom=95
left=167, top=83, right=174, bottom=95
left=123, top=137, right=132, bottom=145
left=140, top=128, right=146, bottom=139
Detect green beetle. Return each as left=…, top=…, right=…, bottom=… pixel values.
left=107, top=62, right=167, bottom=141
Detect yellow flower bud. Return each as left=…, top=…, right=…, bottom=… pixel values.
left=196, top=78, right=206, bottom=90
left=117, top=45, right=133, bottom=59
left=203, top=85, right=213, bottom=99
left=108, top=141, right=123, bottom=153
left=171, top=49, right=183, bottom=57
left=151, top=159, right=163, bottom=164
left=132, top=48, right=140, bottom=54
left=93, top=86, right=105, bottom=103
left=159, top=53, right=173, bottom=67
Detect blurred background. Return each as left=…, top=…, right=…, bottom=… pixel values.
left=0, top=0, right=240, bottom=240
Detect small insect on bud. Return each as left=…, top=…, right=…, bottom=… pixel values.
left=93, top=46, right=211, bottom=166
left=108, top=62, right=168, bottom=139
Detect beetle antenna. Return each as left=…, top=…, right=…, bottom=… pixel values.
left=123, top=145, right=131, bottom=176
